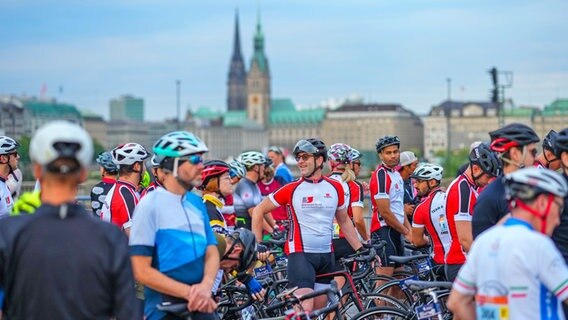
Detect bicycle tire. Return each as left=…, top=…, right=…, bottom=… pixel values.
left=360, top=293, right=407, bottom=310
left=352, top=306, right=412, bottom=320
left=373, top=279, right=414, bottom=307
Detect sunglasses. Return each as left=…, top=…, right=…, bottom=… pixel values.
left=182, top=154, right=204, bottom=165
left=295, top=154, right=314, bottom=162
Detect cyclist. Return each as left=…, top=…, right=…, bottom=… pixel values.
left=410, top=163, right=449, bottom=279
left=398, top=151, right=419, bottom=222
left=448, top=167, right=568, bottom=319
left=0, top=136, right=19, bottom=218
left=141, top=154, right=164, bottom=197
left=267, top=145, right=293, bottom=184
left=91, top=151, right=118, bottom=217
left=535, top=129, right=561, bottom=170
left=472, top=123, right=539, bottom=239
left=201, top=160, right=233, bottom=236
left=444, top=143, right=501, bottom=281
left=251, top=138, right=364, bottom=312
left=350, top=148, right=370, bottom=197
left=130, top=131, right=219, bottom=320
left=101, top=142, right=149, bottom=234
left=6, top=168, right=22, bottom=200
left=0, top=121, right=138, bottom=319
left=257, top=158, right=287, bottom=230
left=222, top=160, right=247, bottom=232
left=369, top=135, right=409, bottom=278
left=234, top=151, right=267, bottom=230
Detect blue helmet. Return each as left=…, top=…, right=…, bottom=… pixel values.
left=96, top=151, right=118, bottom=173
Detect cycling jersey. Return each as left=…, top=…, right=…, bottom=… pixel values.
left=203, top=194, right=229, bottom=235
left=472, top=176, right=508, bottom=239
left=534, top=159, right=547, bottom=170
left=269, top=176, right=345, bottom=254
left=100, top=180, right=139, bottom=230
left=369, top=164, right=404, bottom=232
left=258, top=178, right=287, bottom=220
left=552, top=173, right=568, bottom=264
left=275, top=163, right=294, bottom=184
left=412, top=188, right=451, bottom=264
left=0, top=203, right=139, bottom=319
left=233, top=177, right=263, bottom=228
left=445, top=174, right=478, bottom=264
left=130, top=187, right=217, bottom=320
left=220, top=194, right=236, bottom=230
left=90, top=177, right=116, bottom=217
left=140, top=180, right=162, bottom=198
left=454, top=218, right=568, bottom=319
left=334, top=179, right=364, bottom=239
left=0, top=177, right=13, bottom=219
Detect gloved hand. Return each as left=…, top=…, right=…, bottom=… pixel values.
left=256, top=244, right=269, bottom=262
left=271, top=227, right=285, bottom=240
left=11, top=191, right=41, bottom=215
left=238, top=273, right=265, bottom=301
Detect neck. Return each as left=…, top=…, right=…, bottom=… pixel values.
left=511, top=210, right=538, bottom=230
left=246, top=172, right=257, bottom=183
left=118, top=174, right=139, bottom=187
left=40, top=180, right=77, bottom=205
left=305, top=171, right=323, bottom=181
left=503, top=163, right=517, bottom=174
left=102, top=173, right=116, bottom=180
left=163, top=176, right=186, bottom=195
left=0, top=165, right=9, bottom=178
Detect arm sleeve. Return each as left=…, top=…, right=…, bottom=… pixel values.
left=539, top=238, right=568, bottom=301
left=454, top=181, right=473, bottom=222
left=412, top=205, right=425, bottom=228
left=350, top=181, right=364, bottom=208
left=372, top=170, right=391, bottom=200
left=118, top=186, right=137, bottom=229
left=269, top=184, right=293, bottom=207
left=111, top=230, right=141, bottom=319
left=129, top=199, right=156, bottom=256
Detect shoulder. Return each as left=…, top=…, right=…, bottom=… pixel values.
left=322, top=176, right=343, bottom=189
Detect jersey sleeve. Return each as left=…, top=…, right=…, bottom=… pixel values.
left=350, top=181, right=364, bottom=208
left=118, top=186, right=137, bottom=230
left=269, top=183, right=294, bottom=207
left=539, top=238, right=568, bottom=301
left=454, top=180, right=473, bottom=222
left=411, top=204, right=425, bottom=228
left=129, top=197, right=156, bottom=256
left=371, top=169, right=391, bottom=200
left=452, top=240, right=478, bottom=295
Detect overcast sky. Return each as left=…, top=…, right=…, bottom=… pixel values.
left=1, top=0, right=567, bottom=121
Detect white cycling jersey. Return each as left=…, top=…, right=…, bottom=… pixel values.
left=453, top=218, right=568, bottom=319
left=0, top=177, right=14, bottom=218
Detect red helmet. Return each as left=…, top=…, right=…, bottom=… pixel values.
left=201, top=160, right=230, bottom=188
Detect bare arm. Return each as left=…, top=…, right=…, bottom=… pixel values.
left=376, top=198, right=409, bottom=235
left=201, top=245, right=220, bottom=290
left=131, top=256, right=191, bottom=298
left=251, top=197, right=278, bottom=242
left=352, top=206, right=369, bottom=241
left=447, top=289, right=476, bottom=320
left=336, top=207, right=363, bottom=252
left=411, top=227, right=429, bottom=247
left=456, top=221, right=473, bottom=252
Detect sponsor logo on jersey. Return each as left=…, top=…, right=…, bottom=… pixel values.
left=302, top=196, right=314, bottom=204
left=6, top=196, right=11, bottom=205
left=324, top=193, right=332, bottom=198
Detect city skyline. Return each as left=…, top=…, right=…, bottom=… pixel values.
left=1, top=0, right=567, bottom=121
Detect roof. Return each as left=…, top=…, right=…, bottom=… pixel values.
left=223, top=110, right=247, bottom=127
left=193, top=107, right=222, bottom=120
left=269, top=108, right=326, bottom=126
left=429, top=100, right=497, bottom=116
left=271, top=98, right=296, bottom=112
left=24, top=100, right=81, bottom=117
left=333, top=103, right=403, bottom=113
left=80, top=109, right=104, bottom=120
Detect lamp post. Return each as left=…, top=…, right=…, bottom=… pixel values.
left=446, top=78, right=452, bottom=166
left=176, top=80, right=181, bottom=130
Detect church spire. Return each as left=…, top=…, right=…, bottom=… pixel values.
left=252, top=6, right=268, bottom=74
left=227, top=8, right=247, bottom=111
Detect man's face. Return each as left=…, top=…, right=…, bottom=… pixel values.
left=267, top=151, right=281, bottom=166
left=6, top=151, right=19, bottom=169
left=380, top=145, right=400, bottom=168
left=296, top=152, right=316, bottom=177
left=403, top=161, right=418, bottom=178
left=219, top=172, right=233, bottom=197
left=544, top=149, right=561, bottom=171
left=522, top=143, right=538, bottom=168
left=178, top=155, right=205, bottom=187
left=472, top=165, right=492, bottom=187
left=413, top=179, right=430, bottom=197
left=351, top=160, right=361, bottom=177
left=220, top=243, right=242, bottom=272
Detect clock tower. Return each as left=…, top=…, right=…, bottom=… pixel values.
left=246, top=9, right=271, bottom=127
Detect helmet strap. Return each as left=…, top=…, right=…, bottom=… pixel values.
left=304, top=156, right=320, bottom=179
left=514, top=194, right=554, bottom=234
left=172, top=158, right=193, bottom=191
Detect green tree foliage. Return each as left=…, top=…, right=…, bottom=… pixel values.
left=434, top=148, right=470, bottom=178
left=92, top=138, right=105, bottom=160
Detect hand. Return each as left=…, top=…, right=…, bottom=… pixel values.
left=256, top=244, right=270, bottom=262
left=271, top=228, right=285, bottom=240
left=242, top=276, right=266, bottom=301
left=404, top=228, right=413, bottom=243
left=187, top=282, right=217, bottom=313
left=11, top=191, right=41, bottom=215
left=404, top=203, right=415, bottom=216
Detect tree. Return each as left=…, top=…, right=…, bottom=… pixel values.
left=434, top=148, right=470, bottom=178
left=92, top=138, right=105, bottom=160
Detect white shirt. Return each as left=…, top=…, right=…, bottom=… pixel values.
left=453, top=218, right=568, bottom=319
left=0, top=177, right=14, bottom=218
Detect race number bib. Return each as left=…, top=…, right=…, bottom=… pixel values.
left=476, top=294, right=509, bottom=320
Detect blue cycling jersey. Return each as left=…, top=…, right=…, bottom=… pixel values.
left=130, top=187, right=217, bottom=320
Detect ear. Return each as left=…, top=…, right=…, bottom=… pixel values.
left=510, top=147, right=522, bottom=161
left=33, top=164, right=42, bottom=180
left=561, top=152, right=568, bottom=166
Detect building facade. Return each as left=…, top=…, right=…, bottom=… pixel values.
left=109, top=95, right=144, bottom=122
left=0, top=98, right=26, bottom=139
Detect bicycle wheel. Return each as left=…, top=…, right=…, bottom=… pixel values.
left=352, top=306, right=412, bottom=320
left=361, top=293, right=407, bottom=310
left=373, top=279, right=414, bottom=307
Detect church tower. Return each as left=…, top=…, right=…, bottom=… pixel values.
left=227, top=10, right=247, bottom=111
left=246, top=9, right=271, bottom=127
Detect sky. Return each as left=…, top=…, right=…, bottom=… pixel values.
left=1, top=0, right=567, bottom=121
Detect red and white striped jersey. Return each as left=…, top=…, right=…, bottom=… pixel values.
left=412, top=188, right=451, bottom=264
left=445, top=174, right=478, bottom=264
left=369, top=165, right=405, bottom=232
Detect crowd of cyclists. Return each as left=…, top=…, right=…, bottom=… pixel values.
left=0, top=120, right=567, bottom=319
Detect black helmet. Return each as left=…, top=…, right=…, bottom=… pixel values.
left=293, top=138, right=328, bottom=161
left=553, top=128, right=568, bottom=158
left=231, top=228, right=257, bottom=272
left=375, top=135, right=400, bottom=153
left=264, top=157, right=273, bottom=167
left=470, top=143, right=502, bottom=177
left=543, top=130, right=558, bottom=152
left=489, top=123, right=540, bottom=152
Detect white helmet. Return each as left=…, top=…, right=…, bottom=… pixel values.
left=30, top=121, right=93, bottom=168
left=238, top=151, right=265, bottom=168
left=150, top=154, right=162, bottom=168
left=153, top=131, right=208, bottom=158
left=112, top=143, right=149, bottom=166
left=505, top=167, right=568, bottom=200
left=0, top=136, right=19, bottom=155
left=411, top=163, right=443, bottom=181
left=228, top=160, right=246, bottom=178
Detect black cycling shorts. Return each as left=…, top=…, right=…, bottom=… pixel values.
left=372, top=226, right=404, bottom=267
left=332, top=237, right=356, bottom=270
left=287, top=252, right=336, bottom=289
left=444, top=263, right=463, bottom=282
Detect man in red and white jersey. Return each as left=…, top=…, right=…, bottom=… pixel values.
left=252, top=138, right=363, bottom=313
left=369, top=135, right=408, bottom=277
left=101, top=143, right=149, bottom=235
left=444, top=143, right=501, bottom=281
left=410, top=163, right=449, bottom=278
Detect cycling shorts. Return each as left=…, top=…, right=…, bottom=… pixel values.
left=287, top=252, right=336, bottom=289
left=372, top=226, right=404, bottom=267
